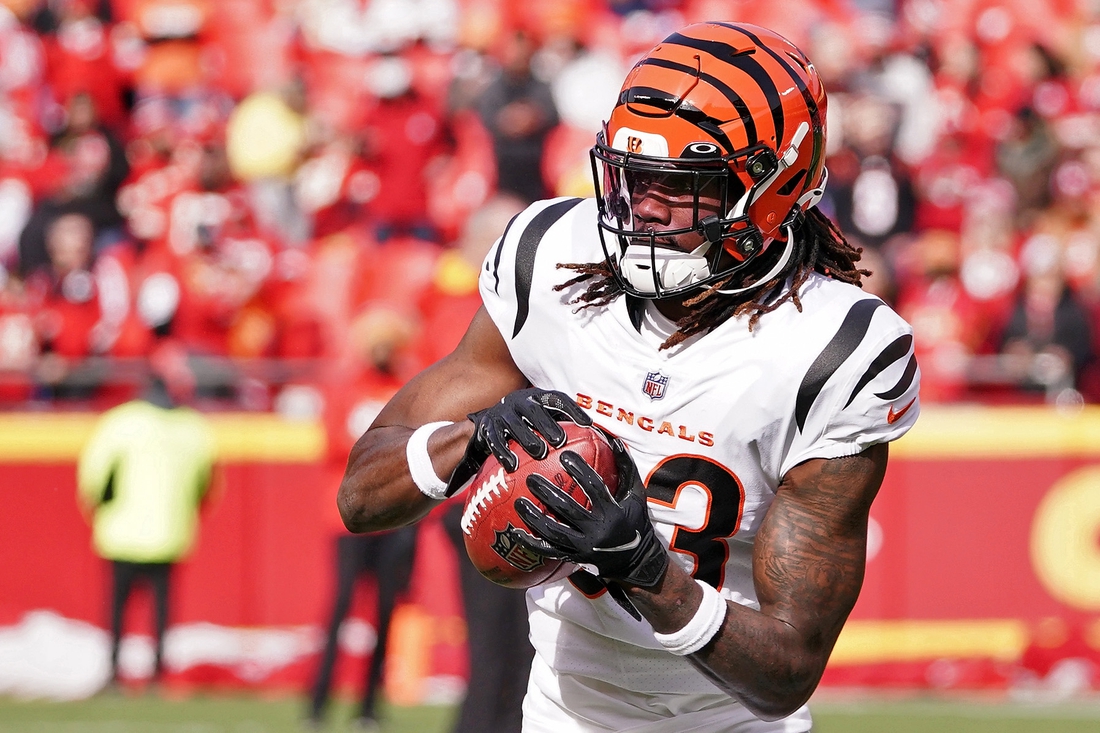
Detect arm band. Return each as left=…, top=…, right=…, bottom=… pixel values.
left=406, top=421, right=455, bottom=500
left=652, top=579, right=728, bottom=656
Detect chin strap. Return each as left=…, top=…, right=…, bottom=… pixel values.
left=713, top=225, right=797, bottom=296
left=796, top=167, right=829, bottom=212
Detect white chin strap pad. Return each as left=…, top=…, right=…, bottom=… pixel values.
left=620, top=243, right=712, bottom=296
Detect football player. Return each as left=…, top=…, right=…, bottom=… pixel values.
left=338, top=21, right=920, bottom=733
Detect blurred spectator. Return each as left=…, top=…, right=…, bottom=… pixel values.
left=76, top=340, right=216, bottom=687
left=470, top=29, right=559, bottom=203
left=0, top=0, right=1097, bottom=407
left=36, top=0, right=131, bottom=131
left=17, top=91, right=130, bottom=276
left=896, top=229, right=990, bottom=402
left=23, top=212, right=146, bottom=400
left=411, top=192, right=525, bottom=370
left=26, top=212, right=101, bottom=363
left=292, top=131, right=375, bottom=241
left=160, top=140, right=278, bottom=357
left=996, top=106, right=1059, bottom=226
left=828, top=97, right=917, bottom=249
left=999, top=238, right=1095, bottom=399
left=227, top=85, right=309, bottom=246
left=360, top=53, right=453, bottom=243
left=305, top=522, right=417, bottom=731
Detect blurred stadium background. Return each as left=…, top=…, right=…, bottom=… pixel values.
left=3, top=0, right=1100, bottom=730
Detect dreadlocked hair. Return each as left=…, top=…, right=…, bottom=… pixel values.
left=554, top=207, right=869, bottom=350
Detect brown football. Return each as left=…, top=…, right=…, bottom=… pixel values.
left=460, top=422, right=620, bottom=589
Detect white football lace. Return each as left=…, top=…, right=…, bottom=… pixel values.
left=461, top=467, right=508, bottom=535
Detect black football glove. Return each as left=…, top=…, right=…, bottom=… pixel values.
left=513, top=434, right=669, bottom=589
left=444, top=387, right=592, bottom=496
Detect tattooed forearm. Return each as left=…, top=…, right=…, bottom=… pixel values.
left=625, top=443, right=889, bottom=721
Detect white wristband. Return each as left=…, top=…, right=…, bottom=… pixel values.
left=406, top=421, right=455, bottom=500
left=653, top=579, right=728, bottom=656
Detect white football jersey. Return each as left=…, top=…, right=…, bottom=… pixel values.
left=479, top=197, right=920, bottom=732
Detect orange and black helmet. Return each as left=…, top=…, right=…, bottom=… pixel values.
left=590, top=21, right=829, bottom=298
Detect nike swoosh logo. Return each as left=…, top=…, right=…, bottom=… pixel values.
left=593, top=531, right=641, bottom=553
left=887, top=397, right=917, bottom=425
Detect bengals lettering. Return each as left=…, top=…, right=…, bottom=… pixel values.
left=575, top=393, right=714, bottom=447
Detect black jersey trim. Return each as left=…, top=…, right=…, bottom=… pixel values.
left=875, top=354, right=918, bottom=401
left=844, top=334, right=913, bottom=408
left=626, top=296, right=645, bottom=332
left=796, top=299, right=885, bottom=432
left=512, top=198, right=583, bottom=338
left=490, top=211, right=523, bottom=295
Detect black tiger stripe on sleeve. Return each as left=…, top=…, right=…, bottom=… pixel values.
left=843, top=334, right=914, bottom=408
left=875, top=354, right=919, bottom=401
left=512, top=198, right=584, bottom=338
left=795, top=299, right=885, bottom=432
left=489, top=211, right=523, bottom=295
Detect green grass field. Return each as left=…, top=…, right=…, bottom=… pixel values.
left=810, top=696, right=1100, bottom=733
left=1, top=693, right=1099, bottom=732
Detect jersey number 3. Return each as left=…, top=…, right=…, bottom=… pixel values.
left=645, top=455, right=745, bottom=589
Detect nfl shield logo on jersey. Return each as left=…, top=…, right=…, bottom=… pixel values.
left=642, top=371, right=669, bottom=400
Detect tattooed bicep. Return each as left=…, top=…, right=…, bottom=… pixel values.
left=752, top=443, right=889, bottom=643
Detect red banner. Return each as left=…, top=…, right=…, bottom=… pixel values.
left=3, top=407, right=1100, bottom=697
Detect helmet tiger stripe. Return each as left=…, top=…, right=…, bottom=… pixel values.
left=590, top=21, right=830, bottom=298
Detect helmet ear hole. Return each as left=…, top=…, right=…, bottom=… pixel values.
left=739, top=231, right=763, bottom=257
left=722, top=229, right=763, bottom=260
left=746, top=150, right=778, bottom=182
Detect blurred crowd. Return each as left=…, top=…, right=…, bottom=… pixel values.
left=1, top=0, right=1100, bottom=417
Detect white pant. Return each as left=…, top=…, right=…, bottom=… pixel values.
left=521, top=649, right=813, bottom=733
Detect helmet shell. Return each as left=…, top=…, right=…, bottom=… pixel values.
left=605, top=21, right=828, bottom=241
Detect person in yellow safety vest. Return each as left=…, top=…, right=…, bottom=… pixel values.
left=77, top=341, right=216, bottom=688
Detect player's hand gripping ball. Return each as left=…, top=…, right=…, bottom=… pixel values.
left=460, top=423, right=620, bottom=588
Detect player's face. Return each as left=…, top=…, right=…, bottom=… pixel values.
left=628, top=173, right=725, bottom=252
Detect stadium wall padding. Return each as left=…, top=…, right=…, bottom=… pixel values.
left=2, top=406, right=1100, bottom=694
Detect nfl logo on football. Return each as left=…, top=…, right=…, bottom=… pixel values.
left=642, top=371, right=669, bottom=400
left=491, top=525, right=545, bottom=571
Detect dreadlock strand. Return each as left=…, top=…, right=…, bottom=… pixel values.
left=553, top=261, right=621, bottom=308
left=557, top=205, right=867, bottom=349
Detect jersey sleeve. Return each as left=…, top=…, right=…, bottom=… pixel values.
left=478, top=197, right=584, bottom=344
left=781, top=300, right=921, bottom=477
left=477, top=206, right=526, bottom=336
